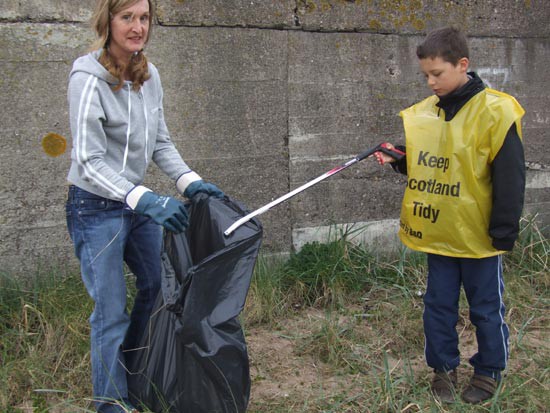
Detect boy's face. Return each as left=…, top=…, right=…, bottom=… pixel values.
left=419, top=56, right=469, bottom=97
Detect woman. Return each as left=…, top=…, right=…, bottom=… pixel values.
left=65, top=1, right=223, bottom=411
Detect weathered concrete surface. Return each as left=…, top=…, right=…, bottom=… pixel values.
left=145, top=26, right=291, bottom=255
left=293, top=219, right=401, bottom=253
left=0, top=23, right=92, bottom=271
left=295, top=0, right=550, bottom=37
left=524, top=169, right=550, bottom=228
left=1, top=1, right=549, bottom=275
left=3, top=1, right=550, bottom=36
left=0, top=0, right=92, bottom=21
left=0, top=23, right=290, bottom=273
left=156, top=0, right=297, bottom=28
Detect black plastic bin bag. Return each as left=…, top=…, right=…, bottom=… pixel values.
left=127, top=194, right=262, bottom=412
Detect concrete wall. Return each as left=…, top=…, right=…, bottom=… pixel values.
left=1, top=0, right=549, bottom=275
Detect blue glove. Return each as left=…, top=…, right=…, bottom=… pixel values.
left=184, top=180, right=224, bottom=199
left=134, top=191, right=188, bottom=233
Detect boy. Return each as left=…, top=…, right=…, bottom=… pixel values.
left=375, top=27, right=525, bottom=404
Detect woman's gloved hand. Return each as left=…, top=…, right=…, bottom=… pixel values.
left=183, top=180, right=224, bottom=199
left=134, top=191, right=189, bottom=233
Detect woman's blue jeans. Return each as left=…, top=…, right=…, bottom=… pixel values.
left=66, top=186, right=162, bottom=412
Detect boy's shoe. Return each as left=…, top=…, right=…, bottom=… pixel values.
left=461, top=374, right=498, bottom=404
left=431, top=370, right=457, bottom=403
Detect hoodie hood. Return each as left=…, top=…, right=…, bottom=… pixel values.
left=69, top=49, right=119, bottom=86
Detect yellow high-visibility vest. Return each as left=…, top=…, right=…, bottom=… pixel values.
left=399, top=88, right=524, bottom=258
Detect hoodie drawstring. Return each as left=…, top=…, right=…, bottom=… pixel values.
left=141, top=87, right=149, bottom=167
left=119, top=85, right=149, bottom=174
left=119, top=83, right=132, bottom=173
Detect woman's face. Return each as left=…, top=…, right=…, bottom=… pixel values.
left=109, top=0, right=150, bottom=62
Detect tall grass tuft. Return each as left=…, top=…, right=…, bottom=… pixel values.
left=505, top=215, right=549, bottom=286
left=296, top=309, right=360, bottom=369
left=244, top=255, right=289, bottom=326
left=0, top=269, right=93, bottom=411
left=277, top=226, right=389, bottom=310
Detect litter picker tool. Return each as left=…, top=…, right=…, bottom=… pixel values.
left=224, top=142, right=405, bottom=236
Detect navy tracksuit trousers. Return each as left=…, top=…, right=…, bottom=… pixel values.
left=423, top=253, right=509, bottom=380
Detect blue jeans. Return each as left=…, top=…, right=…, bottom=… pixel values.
left=66, top=186, right=162, bottom=412
left=423, top=253, right=509, bottom=381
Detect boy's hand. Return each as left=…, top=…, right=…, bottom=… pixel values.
left=374, top=143, right=398, bottom=165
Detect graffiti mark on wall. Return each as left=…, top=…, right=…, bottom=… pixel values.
left=476, top=67, right=510, bottom=89
left=534, top=112, right=550, bottom=125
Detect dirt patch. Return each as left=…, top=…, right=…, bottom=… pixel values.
left=247, top=309, right=350, bottom=405
left=246, top=308, right=548, bottom=409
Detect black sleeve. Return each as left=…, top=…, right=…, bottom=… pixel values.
left=390, top=145, right=407, bottom=175
left=489, top=123, right=525, bottom=251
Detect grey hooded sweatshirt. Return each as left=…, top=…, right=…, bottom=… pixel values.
left=67, top=50, right=197, bottom=205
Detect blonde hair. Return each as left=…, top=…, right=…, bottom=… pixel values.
left=90, top=0, right=154, bottom=91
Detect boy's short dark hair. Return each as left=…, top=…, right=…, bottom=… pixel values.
left=416, top=27, right=469, bottom=65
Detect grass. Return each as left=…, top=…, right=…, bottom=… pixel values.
left=0, top=268, right=93, bottom=411
left=1, top=216, right=548, bottom=412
